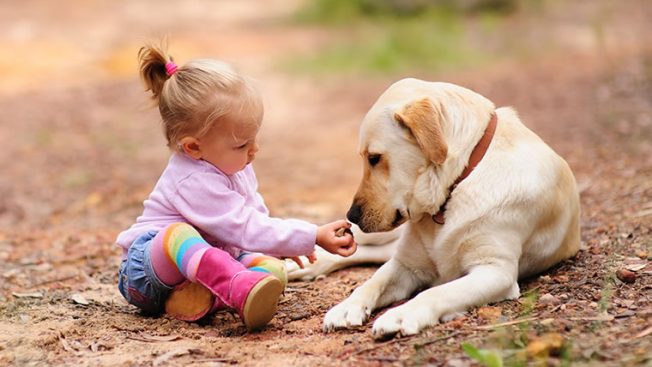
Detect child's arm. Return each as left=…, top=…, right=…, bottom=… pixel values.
left=247, top=165, right=270, bottom=216
left=173, top=172, right=317, bottom=257
left=248, top=168, right=356, bottom=257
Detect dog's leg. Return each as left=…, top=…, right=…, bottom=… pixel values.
left=287, top=226, right=402, bottom=281
left=286, top=240, right=397, bottom=281
left=371, top=263, right=519, bottom=338
left=323, top=257, right=430, bottom=331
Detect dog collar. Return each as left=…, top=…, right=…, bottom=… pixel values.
left=432, top=112, right=498, bottom=225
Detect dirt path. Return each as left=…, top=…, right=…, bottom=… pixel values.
left=1, top=1, right=650, bottom=366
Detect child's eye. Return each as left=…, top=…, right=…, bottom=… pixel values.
left=237, top=143, right=248, bottom=150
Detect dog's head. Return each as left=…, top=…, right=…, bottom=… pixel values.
left=347, top=79, right=494, bottom=232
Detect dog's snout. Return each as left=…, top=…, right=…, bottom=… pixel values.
left=347, top=203, right=363, bottom=225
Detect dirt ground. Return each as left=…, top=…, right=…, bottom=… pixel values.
left=0, top=1, right=651, bottom=366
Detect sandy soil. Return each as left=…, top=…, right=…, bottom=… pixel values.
left=0, top=1, right=650, bottom=366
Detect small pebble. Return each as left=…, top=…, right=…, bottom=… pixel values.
left=335, top=227, right=353, bottom=237
left=554, top=275, right=569, bottom=283
left=539, top=293, right=560, bottom=305
left=616, top=269, right=637, bottom=283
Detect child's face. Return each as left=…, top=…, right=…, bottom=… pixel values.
left=200, top=121, right=260, bottom=175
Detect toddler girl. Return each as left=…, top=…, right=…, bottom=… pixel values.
left=116, top=43, right=356, bottom=330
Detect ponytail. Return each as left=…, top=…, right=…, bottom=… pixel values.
left=138, top=43, right=173, bottom=100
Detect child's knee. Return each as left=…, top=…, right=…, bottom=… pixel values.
left=246, top=256, right=288, bottom=287
left=163, top=222, right=200, bottom=237
left=161, top=222, right=205, bottom=253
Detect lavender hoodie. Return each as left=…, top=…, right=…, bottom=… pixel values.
left=116, top=153, right=317, bottom=259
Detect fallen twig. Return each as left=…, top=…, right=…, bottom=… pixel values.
left=110, top=324, right=142, bottom=333
left=341, top=335, right=413, bottom=358
left=29, top=274, right=78, bottom=287
left=475, top=317, right=538, bottom=330
left=413, top=331, right=464, bottom=348
left=12, top=291, right=43, bottom=298
left=568, top=314, right=614, bottom=322
left=632, top=325, right=652, bottom=340
left=365, top=355, right=400, bottom=362
left=284, top=287, right=310, bottom=293
left=342, top=330, right=465, bottom=359
left=126, top=333, right=182, bottom=343
left=188, top=357, right=238, bottom=364
left=631, top=208, right=652, bottom=218
left=153, top=348, right=200, bottom=367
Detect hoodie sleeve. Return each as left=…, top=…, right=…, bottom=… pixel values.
left=246, top=166, right=270, bottom=216
left=171, top=172, right=317, bottom=257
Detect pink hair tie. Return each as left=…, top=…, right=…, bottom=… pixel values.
left=165, top=62, right=178, bottom=76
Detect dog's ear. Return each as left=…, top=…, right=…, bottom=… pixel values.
left=394, top=98, right=448, bottom=165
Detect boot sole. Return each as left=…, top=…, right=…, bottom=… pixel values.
left=242, top=276, right=283, bottom=330
left=164, top=281, right=213, bottom=322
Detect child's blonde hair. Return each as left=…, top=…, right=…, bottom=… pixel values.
left=138, top=43, right=263, bottom=150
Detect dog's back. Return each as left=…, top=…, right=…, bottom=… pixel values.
left=492, top=107, right=581, bottom=278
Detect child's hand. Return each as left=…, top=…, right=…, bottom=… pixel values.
left=306, top=252, right=317, bottom=264
left=317, top=220, right=357, bottom=257
left=288, top=252, right=317, bottom=269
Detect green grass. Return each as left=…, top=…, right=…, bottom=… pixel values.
left=460, top=288, right=572, bottom=366
left=462, top=342, right=505, bottom=367
left=295, top=0, right=518, bottom=24
left=281, top=0, right=509, bottom=76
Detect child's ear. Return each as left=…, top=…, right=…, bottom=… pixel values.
left=179, top=137, right=202, bottom=160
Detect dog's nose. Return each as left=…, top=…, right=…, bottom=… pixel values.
left=347, top=203, right=362, bottom=225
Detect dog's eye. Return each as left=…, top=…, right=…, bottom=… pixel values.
left=368, top=154, right=381, bottom=167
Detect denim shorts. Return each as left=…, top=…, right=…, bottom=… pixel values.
left=118, top=231, right=173, bottom=313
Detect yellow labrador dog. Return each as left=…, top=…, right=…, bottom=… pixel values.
left=322, top=78, right=580, bottom=339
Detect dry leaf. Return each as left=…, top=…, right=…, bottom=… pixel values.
left=85, top=192, right=102, bottom=207
left=526, top=333, right=564, bottom=357
left=2, top=269, right=20, bottom=278
left=59, top=336, right=83, bottom=356
left=633, top=326, right=652, bottom=339
left=127, top=333, right=182, bottom=342
left=625, top=263, right=647, bottom=272
left=140, top=333, right=182, bottom=342
left=153, top=348, right=192, bottom=367
left=71, top=293, right=90, bottom=305
left=477, top=306, right=502, bottom=322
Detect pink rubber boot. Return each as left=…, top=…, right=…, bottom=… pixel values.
left=193, top=248, right=283, bottom=330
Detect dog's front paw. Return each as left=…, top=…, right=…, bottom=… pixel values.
left=323, top=300, right=370, bottom=332
left=371, top=303, right=437, bottom=339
